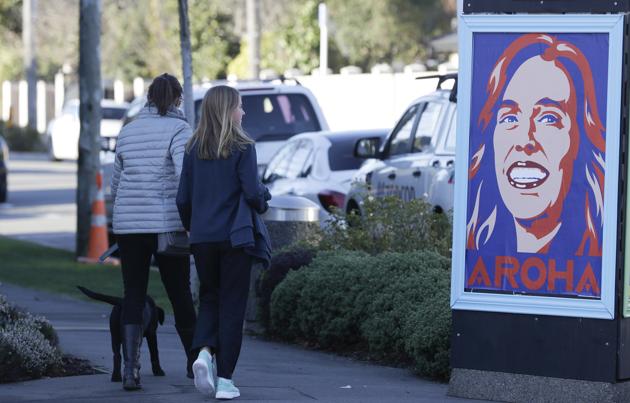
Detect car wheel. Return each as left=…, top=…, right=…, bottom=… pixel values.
left=345, top=200, right=362, bottom=226
left=47, top=136, right=61, bottom=162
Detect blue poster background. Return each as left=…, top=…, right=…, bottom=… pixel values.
left=465, top=33, right=609, bottom=299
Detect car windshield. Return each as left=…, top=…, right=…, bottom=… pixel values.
left=195, top=93, right=320, bottom=142
left=102, top=107, right=127, bottom=120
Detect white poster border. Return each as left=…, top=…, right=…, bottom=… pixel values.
left=451, top=14, right=624, bottom=319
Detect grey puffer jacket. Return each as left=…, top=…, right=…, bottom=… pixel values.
left=111, top=105, right=192, bottom=234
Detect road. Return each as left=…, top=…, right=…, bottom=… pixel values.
left=0, top=152, right=77, bottom=251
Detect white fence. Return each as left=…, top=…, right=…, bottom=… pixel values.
left=297, top=72, right=446, bottom=131
left=0, top=72, right=448, bottom=134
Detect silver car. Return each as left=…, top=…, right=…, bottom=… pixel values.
left=345, top=74, right=456, bottom=216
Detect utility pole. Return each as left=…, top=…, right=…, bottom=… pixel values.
left=178, top=0, right=194, bottom=126
left=246, top=0, right=260, bottom=79
left=22, top=0, right=37, bottom=130
left=318, top=3, right=328, bottom=76
left=77, top=0, right=102, bottom=257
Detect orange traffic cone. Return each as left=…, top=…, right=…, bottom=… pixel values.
left=78, top=170, right=118, bottom=265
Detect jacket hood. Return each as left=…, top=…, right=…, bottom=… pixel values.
left=137, top=104, right=188, bottom=122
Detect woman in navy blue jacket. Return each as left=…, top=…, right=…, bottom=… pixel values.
left=176, top=85, right=270, bottom=400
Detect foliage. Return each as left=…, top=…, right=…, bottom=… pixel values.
left=320, top=194, right=452, bottom=258
left=257, top=242, right=317, bottom=330
left=0, top=0, right=240, bottom=82
left=0, top=120, right=43, bottom=151
left=269, top=249, right=452, bottom=379
left=0, top=294, right=63, bottom=383
left=327, top=0, right=453, bottom=70
left=102, top=0, right=240, bottom=82
left=0, top=0, right=455, bottom=82
left=261, top=0, right=344, bottom=75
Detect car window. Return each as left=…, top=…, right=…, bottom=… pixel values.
left=328, top=137, right=366, bottom=171
left=444, top=112, right=456, bottom=153
left=412, top=102, right=443, bottom=152
left=387, top=105, right=419, bottom=157
left=102, top=107, right=126, bottom=120
left=196, top=93, right=321, bottom=142
left=285, top=140, right=313, bottom=178
left=263, top=141, right=299, bottom=182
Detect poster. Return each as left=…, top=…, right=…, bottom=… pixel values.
left=451, top=15, right=623, bottom=319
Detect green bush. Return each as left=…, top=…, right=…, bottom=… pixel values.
left=257, top=242, right=317, bottom=331
left=320, top=195, right=452, bottom=258
left=269, top=249, right=452, bottom=379
left=0, top=120, right=44, bottom=151
left=0, top=295, right=62, bottom=383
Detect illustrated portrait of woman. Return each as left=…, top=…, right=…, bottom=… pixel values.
left=466, top=33, right=606, bottom=260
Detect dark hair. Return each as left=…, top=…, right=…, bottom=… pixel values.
left=147, top=73, right=183, bottom=116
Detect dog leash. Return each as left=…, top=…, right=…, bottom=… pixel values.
left=99, top=243, right=119, bottom=263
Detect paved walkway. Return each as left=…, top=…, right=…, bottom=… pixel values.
left=0, top=283, right=479, bottom=403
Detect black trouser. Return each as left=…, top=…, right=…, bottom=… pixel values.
left=191, top=241, right=252, bottom=379
left=117, top=233, right=196, bottom=330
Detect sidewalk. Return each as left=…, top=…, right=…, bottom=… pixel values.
left=0, top=282, right=478, bottom=403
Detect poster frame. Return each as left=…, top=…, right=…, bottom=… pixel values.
left=451, top=14, right=624, bottom=319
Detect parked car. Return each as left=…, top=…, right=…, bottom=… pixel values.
left=46, top=99, right=129, bottom=161
left=345, top=74, right=456, bottom=216
left=0, top=134, right=9, bottom=203
left=103, top=79, right=329, bottom=235
left=262, top=129, right=388, bottom=224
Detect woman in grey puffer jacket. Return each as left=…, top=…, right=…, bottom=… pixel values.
left=111, top=73, right=196, bottom=391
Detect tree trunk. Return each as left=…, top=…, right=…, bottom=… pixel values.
left=178, top=0, right=194, bottom=126
left=77, top=0, right=102, bottom=257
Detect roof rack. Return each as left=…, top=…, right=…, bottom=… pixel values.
left=415, top=73, right=457, bottom=103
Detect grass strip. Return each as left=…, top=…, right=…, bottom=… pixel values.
left=0, top=236, right=173, bottom=312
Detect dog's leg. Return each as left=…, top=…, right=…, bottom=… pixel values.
left=146, top=331, right=165, bottom=376
left=110, top=311, right=122, bottom=382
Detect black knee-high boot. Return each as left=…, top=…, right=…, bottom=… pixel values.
left=176, top=326, right=196, bottom=379
left=122, top=324, right=143, bottom=391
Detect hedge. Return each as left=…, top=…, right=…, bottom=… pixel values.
left=257, top=242, right=317, bottom=331
left=0, top=121, right=43, bottom=152
left=269, top=249, right=452, bottom=379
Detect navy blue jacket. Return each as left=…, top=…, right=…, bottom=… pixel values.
left=176, top=142, right=270, bottom=247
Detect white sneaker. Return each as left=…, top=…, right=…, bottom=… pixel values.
left=215, top=377, right=240, bottom=400
left=192, top=350, right=215, bottom=395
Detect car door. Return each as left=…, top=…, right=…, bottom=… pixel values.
left=371, top=104, right=422, bottom=200
left=407, top=99, right=450, bottom=200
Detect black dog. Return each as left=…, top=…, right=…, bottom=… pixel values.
left=77, top=286, right=166, bottom=382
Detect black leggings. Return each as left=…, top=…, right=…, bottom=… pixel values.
left=191, top=241, right=252, bottom=379
left=117, top=233, right=196, bottom=329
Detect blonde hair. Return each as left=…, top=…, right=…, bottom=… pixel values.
left=186, top=85, right=253, bottom=159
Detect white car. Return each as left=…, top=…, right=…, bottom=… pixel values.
left=46, top=99, right=129, bottom=161
left=194, top=80, right=329, bottom=174
left=262, top=129, right=388, bottom=224
left=345, top=74, right=457, bottom=216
